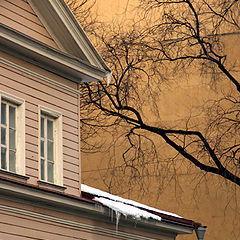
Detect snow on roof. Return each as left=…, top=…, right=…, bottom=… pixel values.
left=81, top=184, right=182, bottom=222
left=94, top=197, right=162, bottom=222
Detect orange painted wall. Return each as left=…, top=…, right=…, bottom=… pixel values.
left=80, top=1, right=240, bottom=240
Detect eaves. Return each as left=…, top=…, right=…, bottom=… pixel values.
left=27, top=0, right=110, bottom=72
left=0, top=24, right=108, bottom=83
left=0, top=176, right=194, bottom=238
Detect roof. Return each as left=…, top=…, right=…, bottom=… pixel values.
left=81, top=184, right=201, bottom=230
left=0, top=172, right=203, bottom=238
left=0, top=0, right=111, bottom=82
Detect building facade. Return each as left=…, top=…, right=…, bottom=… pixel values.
left=0, top=0, right=205, bottom=239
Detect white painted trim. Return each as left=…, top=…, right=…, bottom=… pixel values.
left=40, top=106, right=61, bottom=119
left=27, top=0, right=111, bottom=72
left=0, top=204, right=162, bottom=240
left=49, top=0, right=101, bottom=67
left=77, top=84, right=81, bottom=192
left=16, top=101, right=25, bottom=175
left=0, top=92, right=25, bottom=176
left=0, top=91, right=24, bottom=105
left=38, top=106, right=63, bottom=186
left=0, top=180, right=98, bottom=212
left=0, top=57, right=81, bottom=95
left=55, top=113, right=63, bottom=186
left=0, top=24, right=107, bottom=82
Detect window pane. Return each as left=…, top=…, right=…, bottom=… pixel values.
left=9, top=129, right=16, bottom=149
left=47, top=120, right=53, bottom=140
left=9, top=150, right=16, bottom=172
left=41, top=117, right=44, bottom=138
left=41, top=159, right=45, bottom=180
left=1, top=147, right=6, bottom=170
left=9, top=106, right=16, bottom=128
left=41, top=140, right=44, bottom=157
left=47, top=140, right=53, bottom=161
left=1, top=103, right=6, bottom=125
left=1, top=127, right=6, bottom=145
left=47, top=161, right=54, bottom=183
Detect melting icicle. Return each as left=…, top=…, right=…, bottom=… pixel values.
left=93, top=197, right=161, bottom=222
left=115, top=210, right=121, bottom=231
left=107, top=71, right=112, bottom=86
left=110, top=208, right=114, bottom=222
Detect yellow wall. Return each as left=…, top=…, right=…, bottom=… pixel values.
left=81, top=1, right=240, bottom=240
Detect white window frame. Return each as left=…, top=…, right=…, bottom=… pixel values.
left=0, top=91, right=25, bottom=175
left=39, top=106, right=63, bottom=186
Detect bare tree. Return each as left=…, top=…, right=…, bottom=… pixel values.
left=75, top=0, right=240, bottom=194
left=65, top=1, right=240, bottom=238
left=65, top=0, right=98, bottom=35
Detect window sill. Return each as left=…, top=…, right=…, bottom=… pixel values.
left=0, top=169, right=29, bottom=183
left=37, top=180, right=66, bottom=193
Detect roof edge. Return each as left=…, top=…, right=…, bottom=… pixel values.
left=0, top=176, right=194, bottom=236
left=81, top=190, right=200, bottom=231
left=0, top=24, right=107, bottom=82
left=27, top=0, right=111, bottom=74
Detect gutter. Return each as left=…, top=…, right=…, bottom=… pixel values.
left=195, top=226, right=207, bottom=240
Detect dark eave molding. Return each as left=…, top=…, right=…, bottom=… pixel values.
left=0, top=24, right=107, bottom=83
left=27, top=0, right=111, bottom=73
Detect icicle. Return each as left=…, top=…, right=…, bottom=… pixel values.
left=115, top=210, right=121, bottom=231
left=111, top=208, right=114, bottom=222
left=107, top=71, right=112, bottom=86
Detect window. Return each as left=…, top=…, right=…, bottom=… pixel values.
left=1, top=101, right=16, bottom=172
left=0, top=92, right=25, bottom=175
left=40, top=115, right=54, bottom=183
left=39, top=107, right=62, bottom=185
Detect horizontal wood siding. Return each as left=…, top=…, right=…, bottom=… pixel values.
left=0, top=0, right=60, bottom=49
left=0, top=60, right=80, bottom=196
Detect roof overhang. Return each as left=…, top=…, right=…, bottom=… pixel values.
left=27, top=0, right=109, bottom=69
left=26, top=0, right=111, bottom=80
left=0, top=24, right=108, bottom=82
left=0, top=177, right=194, bottom=238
